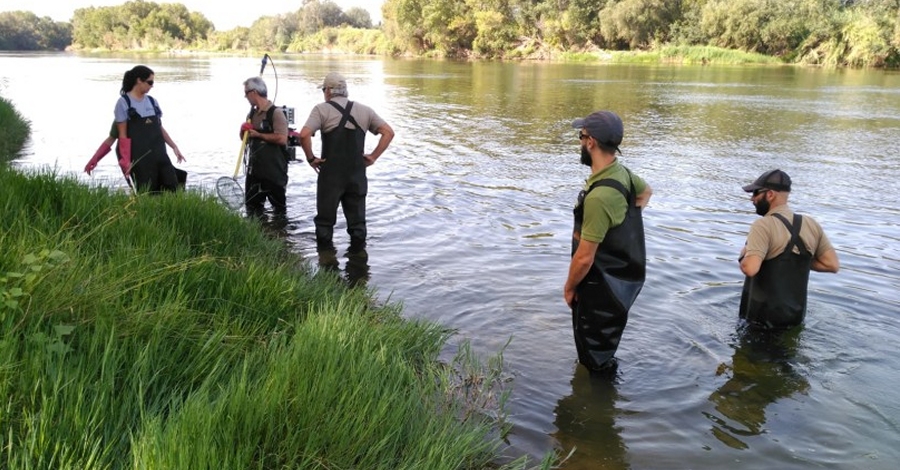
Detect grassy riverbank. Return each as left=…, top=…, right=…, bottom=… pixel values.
left=0, top=98, right=549, bottom=468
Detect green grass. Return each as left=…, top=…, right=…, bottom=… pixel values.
left=0, top=96, right=30, bottom=163
left=557, top=45, right=783, bottom=66
left=0, top=96, right=553, bottom=469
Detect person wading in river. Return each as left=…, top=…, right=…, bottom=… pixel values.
left=738, top=169, right=840, bottom=329
left=564, top=111, right=652, bottom=375
left=298, top=72, right=394, bottom=252
left=113, top=65, right=186, bottom=193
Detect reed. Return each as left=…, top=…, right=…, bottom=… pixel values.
left=557, top=45, right=781, bottom=66
left=0, top=163, right=549, bottom=469
left=0, top=96, right=30, bottom=163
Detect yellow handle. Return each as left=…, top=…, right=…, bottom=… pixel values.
left=234, top=119, right=250, bottom=178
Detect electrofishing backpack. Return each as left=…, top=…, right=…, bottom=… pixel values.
left=246, top=105, right=294, bottom=162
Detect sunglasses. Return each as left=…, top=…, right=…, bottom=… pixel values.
left=578, top=132, right=591, bottom=140
left=752, top=189, right=770, bottom=198
left=144, top=79, right=154, bottom=86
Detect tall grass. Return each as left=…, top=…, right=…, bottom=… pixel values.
left=0, top=161, right=550, bottom=468
left=0, top=95, right=30, bottom=163
left=557, top=45, right=782, bottom=66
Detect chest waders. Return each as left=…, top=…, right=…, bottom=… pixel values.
left=314, top=101, right=368, bottom=248
left=740, top=213, right=812, bottom=329
left=123, top=95, right=177, bottom=193
left=245, top=106, right=289, bottom=216
left=571, top=175, right=646, bottom=371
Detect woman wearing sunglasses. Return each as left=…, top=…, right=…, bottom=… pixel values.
left=112, top=64, right=185, bottom=192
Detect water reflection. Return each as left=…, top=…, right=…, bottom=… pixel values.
left=705, top=327, right=809, bottom=450
left=552, top=366, right=628, bottom=470
left=317, top=246, right=371, bottom=288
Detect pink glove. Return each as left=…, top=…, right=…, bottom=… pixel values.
left=117, top=137, right=132, bottom=176
left=84, top=141, right=112, bottom=174
left=240, top=122, right=253, bottom=138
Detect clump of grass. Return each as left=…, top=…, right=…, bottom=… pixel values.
left=0, top=95, right=30, bottom=163
left=0, top=164, right=550, bottom=469
left=556, top=45, right=782, bottom=66
left=657, top=45, right=783, bottom=65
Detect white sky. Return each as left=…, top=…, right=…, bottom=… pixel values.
left=0, top=0, right=383, bottom=30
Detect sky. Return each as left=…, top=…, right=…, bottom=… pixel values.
left=0, top=0, right=383, bottom=29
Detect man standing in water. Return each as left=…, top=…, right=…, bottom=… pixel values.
left=564, top=111, right=652, bottom=375
left=739, top=169, right=840, bottom=329
left=241, top=76, right=289, bottom=219
left=299, top=72, right=394, bottom=252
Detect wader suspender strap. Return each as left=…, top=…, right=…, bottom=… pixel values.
left=771, top=213, right=810, bottom=256
left=123, top=94, right=160, bottom=118
left=585, top=170, right=636, bottom=204
left=588, top=179, right=629, bottom=201
left=326, top=100, right=362, bottom=132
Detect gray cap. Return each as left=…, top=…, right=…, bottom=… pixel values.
left=572, top=111, right=624, bottom=152
left=319, top=72, right=347, bottom=90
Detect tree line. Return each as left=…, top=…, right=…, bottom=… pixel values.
left=381, top=0, right=900, bottom=66
left=2, top=0, right=898, bottom=68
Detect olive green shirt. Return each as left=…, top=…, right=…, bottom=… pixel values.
left=580, top=159, right=648, bottom=244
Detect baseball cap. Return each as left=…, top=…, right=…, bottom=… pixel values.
left=319, top=72, right=346, bottom=90
left=572, top=111, right=624, bottom=152
left=742, top=169, right=792, bottom=193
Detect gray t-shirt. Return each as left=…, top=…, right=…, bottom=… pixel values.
left=114, top=93, right=161, bottom=122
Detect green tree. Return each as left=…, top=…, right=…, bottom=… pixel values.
left=0, top=11, right=72, bottom=51
left=468, top=0, right=518, bottom=57
left=382, top=0, right=429, bottom=52
left=344, top=7, right=373, bottom=29
left=421, top=0, right=476, bottom=56
left=600, top=0, right=683, bottom=49
left=298, top=0, right=347, bottom=35
left=70, top=1, right=212, bottom=50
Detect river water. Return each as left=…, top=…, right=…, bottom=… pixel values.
left=2, top=52, right=899, bottom=469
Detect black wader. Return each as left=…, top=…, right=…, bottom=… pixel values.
left=572, top=176, right=646, bottom=371
left=315, top=101, right=367, bottom=248
left=740, top=213, right=812, bottom=329
left=122, top=95, right=177, bottom=193
left=245, top=106, right=289, bottom=217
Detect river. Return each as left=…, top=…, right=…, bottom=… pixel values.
left=2, top=52, right=899, bottom=469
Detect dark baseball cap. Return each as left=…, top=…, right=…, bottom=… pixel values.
left=742, top=169, right=792, bottom=193
left=572, top=111, right=623, bottom=152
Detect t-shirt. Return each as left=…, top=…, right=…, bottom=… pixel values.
left=744, top=205, right=834, bottom=261
left=302, top=97, right=386, bottom=136
left=580, top=159, right=648, bottom=244
left=114, top=93, right=161, bottom=123
left=249, top=100, right=288, bottom=137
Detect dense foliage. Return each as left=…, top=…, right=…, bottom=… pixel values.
left=380, top=0, right=900, bottom=66
left=0, top=11, right=71, bottom=50
left=71, top=0, right=214, bottom=50
left=4, top=0, right=899, bottom=67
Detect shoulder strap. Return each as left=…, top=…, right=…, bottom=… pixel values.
left=326, top=100, right=362, bottom=131
left=771, top=213, right=810, bottom=256
left=122, top=94, right=160, bottom=117
left=266, top=105, right=275, bottom=124
left=146, top=95, right=161, bottom=116
left=585, top=170, right=635, bottom=205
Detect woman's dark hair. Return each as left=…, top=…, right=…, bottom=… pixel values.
left=120, top=65, right=154, bottom=95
